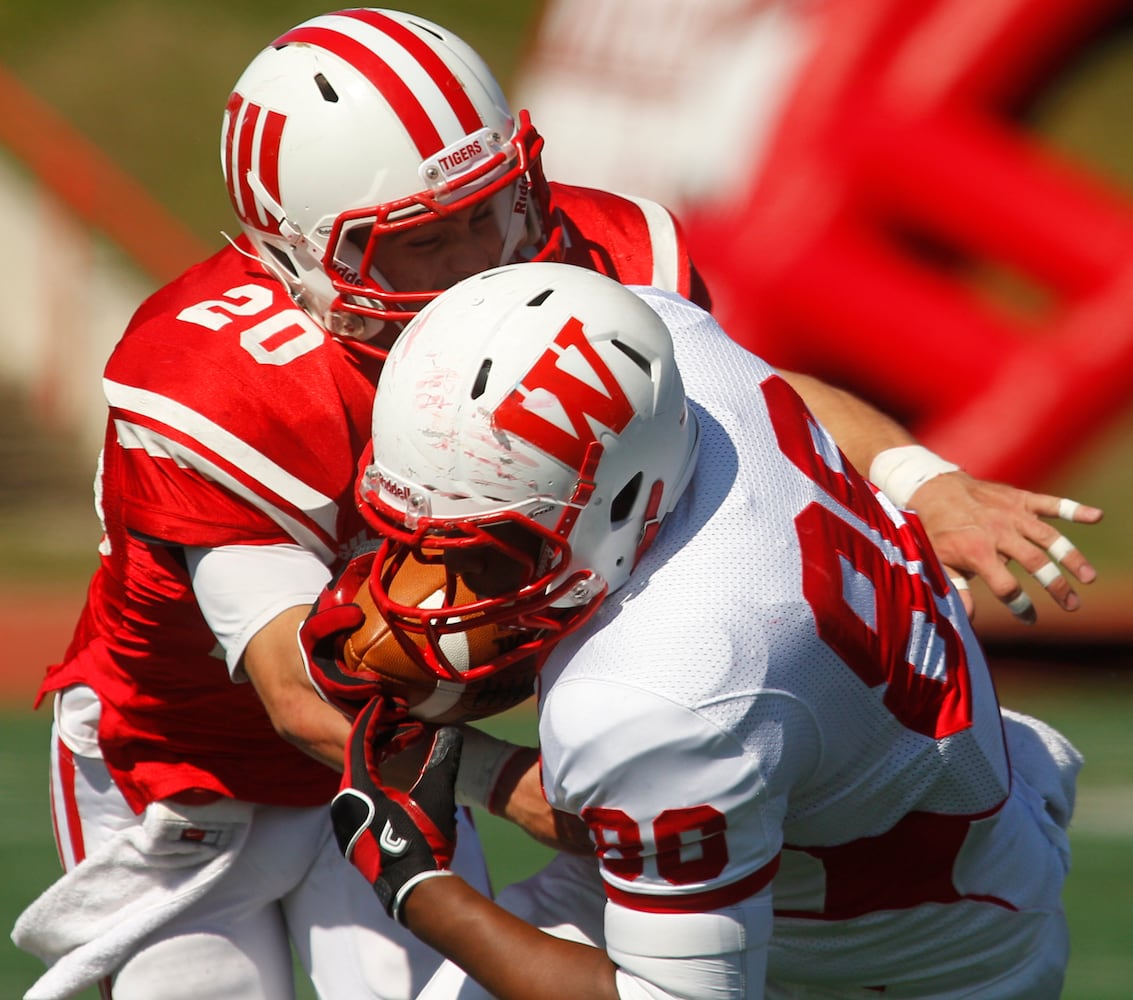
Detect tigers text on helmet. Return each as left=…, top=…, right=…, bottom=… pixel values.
left=221, top=8, right=561, bottom=350
left=355, top=261, right=700, bottom=684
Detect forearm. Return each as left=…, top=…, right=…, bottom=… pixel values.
left=458, top=735, right=593, bottom=853
left=262, top=683, right=351, bottom=770
left=776, top=369, right=913, bottom=475
left=783, top=368, right=1105, bottom=620
left=404, top=875, right=620, bottom=1000
left=244, top=604, right=351, bottom=770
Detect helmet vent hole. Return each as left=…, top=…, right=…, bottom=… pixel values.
left=526, top=289, right=554, bottom=307
left=610, top=472, right=642, bottom=525
left=314, top=73, right=339, bottom=103
left=264, top=243, right=299, bottom=279
left=612, top=339, right=650, bottom=376
left=471, top=359, right=493, bottom=399
left=409, top=21, right=444, bottom=42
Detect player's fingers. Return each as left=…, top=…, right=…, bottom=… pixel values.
left=1047, top=535, right=1075, bottom=563
left=1029, top=560, right=1079, bottom=612
left=999, top=509, right=1097, bottom=594
left=1011, top=548, right=1079, bottom=612
left=947, top=574, right=975, bottom=620
left=1003, top=589, right=1037, bottom=626
left=1044, top=533, right=1097, bottom=585
left=1033, top=494, right=1104, bottom=524
left=972, top=554, right=1041, bottom=624
left=1032, top=561, right=1060, bottom=588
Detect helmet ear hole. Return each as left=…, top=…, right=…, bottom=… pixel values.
left=313, top=73, right=339, bottom=102
left=264, top=243, right=299, bottom=279
left=612, top=339, right=651, bottom=376
left=610, top=472, right=643, bottom=525
left=471, top=359, right=493, bottom=400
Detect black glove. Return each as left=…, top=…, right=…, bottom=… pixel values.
left=299, top=552, right=381, bottom=717
left=332, top=695, right=462, bottom=924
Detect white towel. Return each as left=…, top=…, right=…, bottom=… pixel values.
left=11, top=797, right=253, bottom=1000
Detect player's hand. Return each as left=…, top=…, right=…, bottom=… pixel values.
left=907, top=472, right=1103, bottom=624
left=298, top=553, right=382, bottom=716
left=332, top=695, right=461, bottom=923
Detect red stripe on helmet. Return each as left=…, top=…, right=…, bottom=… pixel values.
left=274, top=18, right=484, bottom=158
left=224, top=94, right=287, bottom=233
left=342, top=9, right=484, bottom=133
left=258, top=107, right=286, bottom=221
left=234, top=98, right=262, bottom=227
left=222, top=91, right=244, bottom=217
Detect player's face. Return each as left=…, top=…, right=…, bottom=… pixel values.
left=442, top=521, right=545, bottom=599
left=373, top=201, right=504, bottom=302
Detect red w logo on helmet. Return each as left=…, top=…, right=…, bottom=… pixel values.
left=492, top=316, right=635, bottom=471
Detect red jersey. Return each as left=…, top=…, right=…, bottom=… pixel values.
left=39, top=189, right=708, bottom=813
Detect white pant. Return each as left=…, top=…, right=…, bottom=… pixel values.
left=24, top=722, right=490, bottom=1000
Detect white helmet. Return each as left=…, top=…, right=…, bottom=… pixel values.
left=355, top=261, right=700, bottom=679
left=221, top=8, right=561, bottom=349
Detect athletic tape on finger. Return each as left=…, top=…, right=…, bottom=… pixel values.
left=1005, top=592, right=1034, bottom=617
left=1057, top=498, right=1081, bottom=521
left=1047, top=536, right=1076, bottom=564
left=949, top=577, right=970, bottom=592
left=1032, top=562, right=1061, bottom=588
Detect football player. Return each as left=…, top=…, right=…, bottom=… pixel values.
left=333, top=261, right=1081, bottom=999
left=14, top=7, right=1097, bottom=999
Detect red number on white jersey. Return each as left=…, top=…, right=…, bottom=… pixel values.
left=763, top=376, right=973, bottom=739
left=582, top=804, right=729, bottom=885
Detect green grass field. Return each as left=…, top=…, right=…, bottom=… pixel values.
left=4, top=665, right=1131, bottom=1000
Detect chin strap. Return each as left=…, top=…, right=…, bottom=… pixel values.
left=220, top=230, right=260, bottom=262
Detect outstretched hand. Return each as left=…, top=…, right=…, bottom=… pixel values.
left=907, top=472, right=1103, bottom=624
left=332, top=695, right=461, bottom=923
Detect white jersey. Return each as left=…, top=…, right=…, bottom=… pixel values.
left=536, top=288, right=1072, bottom=996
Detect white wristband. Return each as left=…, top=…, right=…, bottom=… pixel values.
left=869, top=445, right=960, bottom=509
left=393, top=869, right=455, bottom=926
left=454, top=728, right=525, bottom=811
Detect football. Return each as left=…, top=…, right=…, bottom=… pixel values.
left=342, top=556, right=538, bottom=724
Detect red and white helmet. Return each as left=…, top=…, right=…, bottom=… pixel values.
left=355, top=261, right=700, bottom=680
left=221, top=8, right=561, bottom=349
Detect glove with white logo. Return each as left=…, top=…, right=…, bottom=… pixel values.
left=331, top=694, right=461, bottom=923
